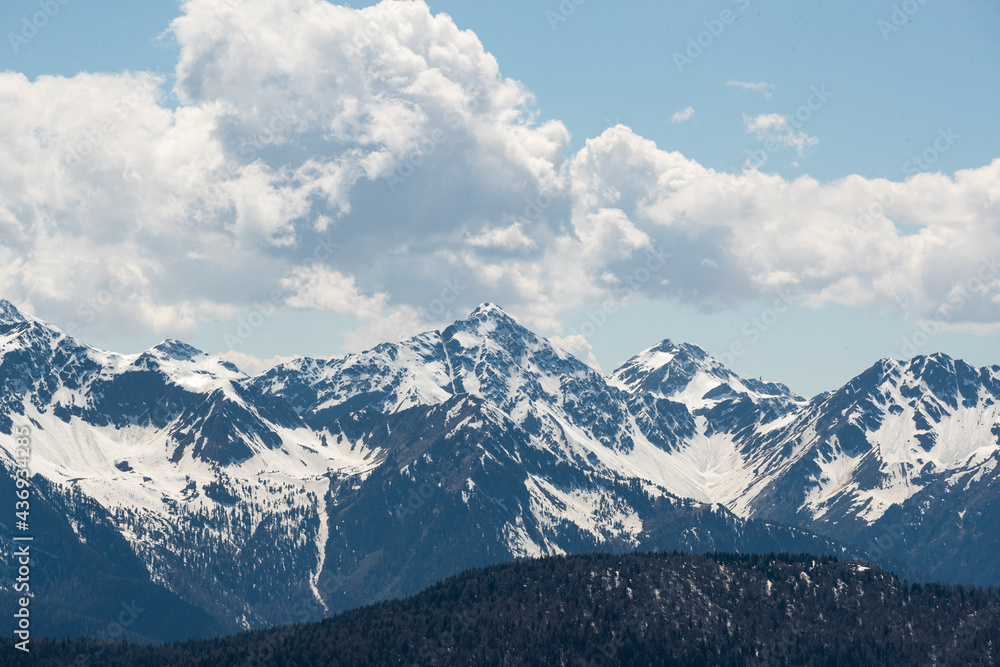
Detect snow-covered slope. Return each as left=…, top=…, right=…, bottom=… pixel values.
left=0, top=300, right=379, bottom=631
left=250, top=304, right=705, bottom=494
left=0, top=297, right=998, bottom=637
left=606, top=339, right=808, bottom=510
left=742, top=354, right=1000, bottom=523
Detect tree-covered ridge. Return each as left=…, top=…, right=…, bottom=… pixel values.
left=2, top=551, right=998, bottom=666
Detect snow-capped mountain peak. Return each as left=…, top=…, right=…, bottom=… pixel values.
left=468, top=301, right=507, bottom=318
left=150, top=338, right=209, bottom=362
left=3, top=295, right=1000, bottom=637
left=139, top=338, right=247, bottom=384
left=0, top=299, right=26, bottom=325
left=610, top=339, right=802, bottom=408
left=444, top=303, right=549, bottom=357
left=610, top=339, right=716, bottom=397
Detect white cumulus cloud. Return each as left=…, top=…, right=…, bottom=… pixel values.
left=0, top=0, right=998, bottom=350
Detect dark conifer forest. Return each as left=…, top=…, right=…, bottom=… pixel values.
left=2, top=551, right=998, bottom=666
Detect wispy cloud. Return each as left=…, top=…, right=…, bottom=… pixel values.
left=743, top=113, right=819, bottom=155
left=669, top=107, right=695, bottom=124
left=727, top=79, right=775, bottom=98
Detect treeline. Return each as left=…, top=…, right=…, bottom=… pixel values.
left=2, top=551, right=998, bottom=666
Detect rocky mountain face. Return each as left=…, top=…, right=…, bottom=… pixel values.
left=0, top=299, right=995, bottom=639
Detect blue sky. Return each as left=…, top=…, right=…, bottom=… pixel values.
left=5, top=1, right=997, bottom=181
left=1, top=0, right=998, bottom=396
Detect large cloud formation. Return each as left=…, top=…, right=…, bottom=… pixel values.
left=1, top=0, right=998, bottom=354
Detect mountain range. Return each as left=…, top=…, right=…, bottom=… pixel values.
left=0, top=299, right=997, bottom=641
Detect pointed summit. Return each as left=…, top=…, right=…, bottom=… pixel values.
left=450, top=303, right=524, bottom=339
left=647, top=338, right=678, bottom=352
left=150, top=339, right=206, bottom=362
left=0, top=299, right=27, bottom=325
left=611, top=339, right=719, bottom=396
left=467, top=302, right=509, bottom=319
left=612, top=337, right=802, bottom=410
left=643, top=339, right=714, bottom=364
